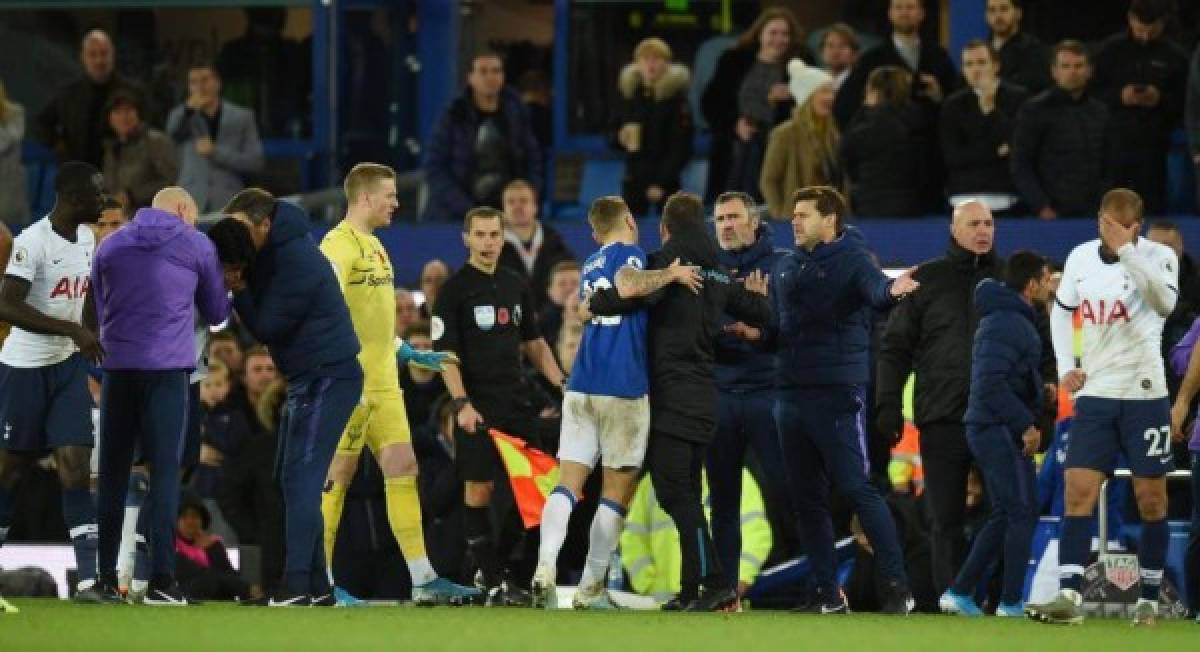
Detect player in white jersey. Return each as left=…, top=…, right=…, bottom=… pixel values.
left=1027, top=189, right=1178, bottom=627
left=531, top=197, right=701, bottom=610
left=0, top=162, right=109, bottom=602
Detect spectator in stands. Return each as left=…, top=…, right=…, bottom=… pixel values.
left=207, top=330, right=245, bottom=380
left=615, top=37, right=694, bottom=217
left=840, top=66, right=932, bottom=217
left=939, top=40, right=1028, bottom=212
left=400, top=323, right=447, bottom=430
left=497, top=179, right=573, bottom=309
left=37, top=29, right=148, bottom=167
left=760, top=61, right=840, bottom=219
left=101, top=91, right=176, bottom=212
left=394, top=289, right=419, bottom=338
left=1091, top=0, right=1188, bottom=216
left=987, top=0, right=1051, bottom=94
left=412, top=395, right=466, bottom=581
left=418, top=259, right=450, bottom=320
left=215, top=8, right=306, bottom=139
left=174, top=493, right=258, bottom=601
left=1187, top=44, right=1200, bottom=211
left=537, top=260, right=581, bottom=348
left=217, top=363, right=285, bottom=594
left=422, top=52, right=542, bottom=222
left=0, top=80, right=28, bottom=229
left=554, top=294, right=584, bottom=374
left=833, top=0, right=960, bottom=128
left=1011, top=40, right=1110, bottom=219
left=166, top=62, right=264, bottom=214
left=1147, top=220, right=1200, bottom=375
left=701, top=7, right=807, bottom=203
left=876, top=200, right=1004, bottom=596
left=821, top=23, right=861, bottom=96
left=94, top=197, right=128, bottom=240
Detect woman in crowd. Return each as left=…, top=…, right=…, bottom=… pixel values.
left=615, top=37, right=693, bottom=217
left=174, top=494, right=261, bottom=601
left=701, top=7, right=807, bottom=203
left=839, top=66, right=932, bottom=218
left=102, top=91, right=177, bottom=212
left=760, top=60, right=842, bottom=220
left=0, top=79, right=29, bottom=229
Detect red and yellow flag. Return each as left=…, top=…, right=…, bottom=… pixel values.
left=489, top=429, right=560, bottom=528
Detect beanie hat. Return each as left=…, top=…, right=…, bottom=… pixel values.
left=788, top=59, right=833, bottom=108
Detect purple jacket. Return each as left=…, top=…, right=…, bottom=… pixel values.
left=92, top=208, right=230, bottom=371
left=1168, top=316, right=1200, bottom=451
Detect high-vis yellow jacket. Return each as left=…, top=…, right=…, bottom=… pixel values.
left=620, top=469, right=772, bottom=600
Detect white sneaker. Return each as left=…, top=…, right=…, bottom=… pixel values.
left=572, top=582, right=618, bottom=610
left=531, top=564, right=557, bottom=609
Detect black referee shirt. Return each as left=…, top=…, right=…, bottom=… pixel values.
left=431, top=262, right=539, bottom=407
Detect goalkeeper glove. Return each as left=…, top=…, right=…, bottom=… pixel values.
left=396, top=339, right=458, bottom=372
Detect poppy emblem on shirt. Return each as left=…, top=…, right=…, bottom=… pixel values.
left=474, top=305, right=496, bottom=331
left=497, top=307, right=510, bottom=326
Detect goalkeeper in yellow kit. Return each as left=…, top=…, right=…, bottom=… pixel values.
left=319, top=163, right=479, bottom=605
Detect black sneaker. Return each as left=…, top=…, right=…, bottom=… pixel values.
left=310, top=592, right=337, bottom=607
left=792, top=587, right=848, bottom=615
left=880, top=579, right=914, bottom=615
left=661, top=594, right=695, bottom=611
left=687, top=586, right=739, bottom=612
left=73, top=581, right=125, bottom=605
left=267, top=591, right=311, bottom=608
left=143, top=579, right=190, bottom=607
left=484, top=580, right=532, bottom=607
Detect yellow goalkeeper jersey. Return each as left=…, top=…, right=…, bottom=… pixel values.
left=320, top=221, right=399, bottom=391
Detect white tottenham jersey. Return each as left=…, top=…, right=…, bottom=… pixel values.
left=1051, top=238, right=1178, bottom=400
left=0, top=218, right=94, bottom=368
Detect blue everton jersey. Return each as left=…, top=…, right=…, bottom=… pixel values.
left=568, top=242, right=648, bottom=398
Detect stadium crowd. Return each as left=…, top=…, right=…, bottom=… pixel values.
left=0, top=0, right=1198, bottom=627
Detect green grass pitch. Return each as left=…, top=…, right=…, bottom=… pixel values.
left=1, top=600, right=1197, bottom=651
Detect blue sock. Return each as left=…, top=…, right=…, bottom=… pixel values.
left=62, top=487, right=98, bottom=582
left=0, top=485, right=14, bottom=545
left=1058, top=515, right=1092, bottom=593
left=1138, top=519, right=1168, bottom=601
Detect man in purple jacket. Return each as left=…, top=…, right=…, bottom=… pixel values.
left=92, top=186, right=230, bottom=605
left=1167, top=317, right=1200, bottom=622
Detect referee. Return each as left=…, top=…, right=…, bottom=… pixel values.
left=433, top=206, right=565, bottom=606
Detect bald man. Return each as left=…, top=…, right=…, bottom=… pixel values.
left=92, top=186, right=229, bottom=605
left=37, top=29, right=150, bottom=166
left=877, top=200, right=1056, bottom=597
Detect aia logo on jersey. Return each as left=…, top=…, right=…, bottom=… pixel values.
left=1078, top=298, right=1129, bottom=325
left=49, top=276, right=89, bottom=300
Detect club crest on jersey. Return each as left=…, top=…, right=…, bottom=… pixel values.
left=474, top=305, right=496, bottom=331
left=1078, top=298, right=1129, bottom=325
left=50, top=276, right=90, bottom=300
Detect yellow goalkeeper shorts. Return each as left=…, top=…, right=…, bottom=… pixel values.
left=335, top=389, right=412, bottom=454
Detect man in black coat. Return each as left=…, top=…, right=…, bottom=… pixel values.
left=1010, top=40, right=1111, bottom=219
left=1091, top=0, right=1189, bottom=216
left=875, top=201, right=1005, bottom=596
left=986, top=0, right=1051, bottom=94
left=586, top=192, right=770, bottom=612
left=833, top=0, right=961, bottom=128
left=37, top=29, right=149, bottom=167
left=940, top=40, right=1028, bottom=207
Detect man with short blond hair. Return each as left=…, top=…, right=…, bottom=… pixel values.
left=319, top=163, right=476, bottom=604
